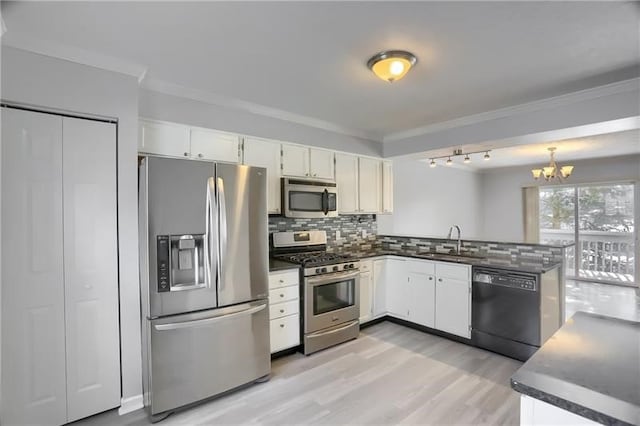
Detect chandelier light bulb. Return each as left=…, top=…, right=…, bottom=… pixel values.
left=483, top=152, right=490, bottom=161
left=429, top=159, right=436, bottom=168
left=463, top=155, right=471, bottom=164
left=446, top=157, right=453, bottom=166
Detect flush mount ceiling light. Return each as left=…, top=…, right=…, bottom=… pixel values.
left=427, top=149, right=491, bottom=168
left=531, top=147, right=574, bottom=181
left=367, top=50, right=417, bottom=82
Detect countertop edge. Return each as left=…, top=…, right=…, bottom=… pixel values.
left=378, top=234, right=575, bottom=249
left=510, top=376, right=638, bottom=426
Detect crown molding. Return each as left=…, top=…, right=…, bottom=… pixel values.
left=140, top=77, right=381, bottom=142
left=2, top=30, right=147, bottom=81
left=383, top=78, right=640, bottom=143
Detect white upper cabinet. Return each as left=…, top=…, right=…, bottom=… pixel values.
left=309, top=148, right=335, bottom=180
left=281, top=144, right=310, bottom=177
left=190, top=128, right=240, bottom=163
left=242, top=137, right=282, bottom=214
left=139, top=119, right=190, bottom=158
left=335, top=153, right=359, bottom=213
left=358, top=157, right=382, bottom=213
left=382, top=160, right=393, bottom=214
left=281, top=144, right=335, bottom=180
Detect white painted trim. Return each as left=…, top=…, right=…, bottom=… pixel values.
left=2, top=31, right=147, bottom=80
left=140, top=77, right=380, bottom=142
left=118, top=394, right=143, bottom=416
left=384, top=78, right=640, bottom=143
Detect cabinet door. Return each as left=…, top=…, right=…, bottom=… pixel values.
left=381, top=160, right=393, bottom=214
left=138, top=119, right=190, bottom=158
left=281, top=144, right=309, bottom=177
left=309, top=148, right=334, bottom=180
left=408, top=272, right=435, bottom=328
left=335, top=153, right=359, bottom=213
left=358, top=157, right=382, bottom=213
left=385, top=259, right=409, bottom=318
left=435, top=277, right=471, bottom=338
left=372, top=260, right=387, bottom=316
left=190, top=128, right=239, bottom=163
left=270, top=314, right=300, bottom=353
left=62, top=118, right=121, bottom=422
left=359, top=271, right=373, bottom=322
left=243, top=137, right=282, bottom=214
left=1, top=108, right=67, bottom=426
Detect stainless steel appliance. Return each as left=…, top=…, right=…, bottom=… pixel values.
left=282, top=178, right=338, bottom=218
left=139, top=156, right=270, bottom=421
left=471, top=267, right=561, bottom=361
left=272, top=231, right=359, bottom=355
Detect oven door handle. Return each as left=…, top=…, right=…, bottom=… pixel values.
left=306, top=270, right=360, bottom=285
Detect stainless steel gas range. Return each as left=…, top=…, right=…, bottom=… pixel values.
left=272, top=231, right=360, bottom=355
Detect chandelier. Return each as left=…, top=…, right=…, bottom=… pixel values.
left=531, top=147, right=574, bottom=181
left=428, top=149, right=491, bottom=167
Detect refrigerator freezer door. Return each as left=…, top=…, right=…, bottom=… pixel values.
left=148, top=300, right=270, bottom=415
left=215, top=163, right=269, bottom=307
left=145, top=157, right=218, bottom=318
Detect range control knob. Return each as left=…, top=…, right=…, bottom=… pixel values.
left=349, top=264, right=355, bottom=269
left=333, top=266, right=339, bottom=272
left=315, top=268, right=321, bottom=274
left=322, top=267, right=327, bottom=273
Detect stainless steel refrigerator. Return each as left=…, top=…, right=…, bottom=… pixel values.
left=138, top=156, right=270, bottom=421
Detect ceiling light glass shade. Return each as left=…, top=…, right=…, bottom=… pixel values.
left=531, top=169, right=542, bottom=179
left=543, top=166, right=555, bottom=179
left=463, top=155, right=471, bottom=164
left=367, top=50, right=417, bottom=82
left=483, top=152, right=490, bottom=160
left=446, top=157, right=453, bottom=166
left=429, top=159, right=436, bottom=168
left=560, top=165, right=574, bottom=178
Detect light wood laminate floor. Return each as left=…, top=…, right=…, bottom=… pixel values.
left=75, top=322, right=521, bottom=426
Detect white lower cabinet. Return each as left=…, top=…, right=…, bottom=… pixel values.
left=520, top=395, right=599, bottom=426
left=370, top=257, right=471, bottom=339
left=359, top=260, right=374, bottom=323
left=268, top=269, right=301, bottom=353
left=1, top=108, right=120, bottom=425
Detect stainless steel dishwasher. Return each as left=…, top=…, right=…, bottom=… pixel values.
left=472, top=268, right=546, bottom=361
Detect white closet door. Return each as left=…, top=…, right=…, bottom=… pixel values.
left=62, top=117, right=120, bottom=422
left=1, top=108, right=67, bottom=425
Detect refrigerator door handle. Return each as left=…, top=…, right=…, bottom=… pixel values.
left=216, top=176, right=228, bottom=291
left=154, top=303, right=266, bottom=331
left=204, top=177, right=218, bottom=289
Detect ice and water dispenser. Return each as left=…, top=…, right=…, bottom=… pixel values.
left=156, top=234, right=206, bottom=293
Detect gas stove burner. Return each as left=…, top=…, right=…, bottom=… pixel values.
left=276, top=251, right=356, bottom=267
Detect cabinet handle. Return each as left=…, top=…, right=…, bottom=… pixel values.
left=305, top=173, right=309, bottom=176
left=313, top=173, right=317, bottom=177
left=198, top=153, right=203, bottom=158
left=183, top=152, right=189, bottom=157
left=279, top=279, right=284, bottom=283
left=429, top=277, right=433, bottom=280
left=438, top=278, right=443, bottom=282
left=280, top=294, right=284, bottom=298
left=280, top=309, right=285, bottom=313
left=280, top=324, right=285, bottom=328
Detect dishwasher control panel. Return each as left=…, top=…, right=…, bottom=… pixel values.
left=473, top=270, right=537, bottom=291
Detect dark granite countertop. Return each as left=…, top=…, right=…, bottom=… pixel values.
left=269, top=258, right=300, bottom=272
left=332, top=248, right=562, bottom=274
left=378, top=234, right=575, bottom=249
left=511, top=312, right=640, bottom=426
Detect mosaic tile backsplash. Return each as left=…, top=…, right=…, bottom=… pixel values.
left=268, top=215, right=378, bottom=251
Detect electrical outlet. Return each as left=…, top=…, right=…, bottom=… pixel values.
left=361, top=230, right=367, bottom=239
left=335, top=230, right=341, bottom=240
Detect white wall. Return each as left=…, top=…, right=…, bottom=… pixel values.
left=480, top=154, right=640, bottom=242
left=377, top=157, right=483, bottom=238
left=1, top=47, right=143, bottom=408
left=139, top=89, right=382, bottom=157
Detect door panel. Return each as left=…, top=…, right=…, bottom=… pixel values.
left=335, top=153, right=359, bottom=213
left=436, top=277, right=471, bottom=338
left=358, top=158, right=381, bottom=213
left=281, top=144, right=309, bottom=177
left=242, top=138, right=282, bottom=214
left=408, top=272, right=435, bottom=328
left=138, top=119, right=190, bottom=157
left=62, top=117, right=120, bottom=421
left=359, top=271, right=373, bottom=321
left=385, top=259, right=408, bottom=317
left=381, top=161, right=393, bottom=214
left=1, top=108, right=67, bottom=425
left=309, top=148, right=334, bottom=180
left=190, top=128, right=239, bottom=163
left=149, top=301, right=270, bottom=415
left=216, top=163, right=268, bottom=306
left=145, top=157, right=218, bottom=317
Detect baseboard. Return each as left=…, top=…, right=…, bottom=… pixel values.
left=118, top=394, right=143, bottom=416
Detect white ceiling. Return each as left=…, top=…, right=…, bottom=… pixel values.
left=2, top=1, right=639, bottom=142
left=419, top=129, right=640, bottom=170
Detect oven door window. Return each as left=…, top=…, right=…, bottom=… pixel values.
left=289, top=191, right=323, bottom=212
left=313, top=278, right=355, bottom=315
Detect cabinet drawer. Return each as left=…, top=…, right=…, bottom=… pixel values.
left=268, top=270, right=299, bottom=289
left=407, top=259, right=435, bottom=275
left=359, top=260, right=373, bottom=272
left=269, top=299, right=299, bottom=320
left=270, top=314, right=300, bottom=353
left=435, top=262, right=470, bottom=281
left=269, top=285, right=299, bottom=303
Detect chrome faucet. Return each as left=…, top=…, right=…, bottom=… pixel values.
left=447, top=225, right=462, bottom=254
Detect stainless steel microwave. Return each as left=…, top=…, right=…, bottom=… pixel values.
left=282, top=178, right=338, bottom=218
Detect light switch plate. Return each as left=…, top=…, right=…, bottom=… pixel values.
left=336, top=230, right=341, bottom=240
left=361, top=230, right=367, bottom=238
